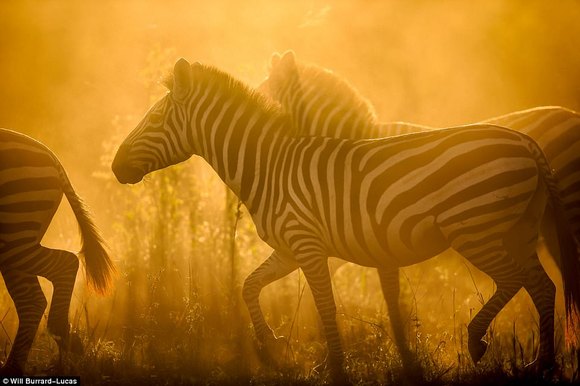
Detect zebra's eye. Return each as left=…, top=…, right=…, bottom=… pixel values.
left=149, top=113, right=164, bottom=124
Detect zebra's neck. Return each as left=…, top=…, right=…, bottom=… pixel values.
left=188, top=82, right=291, bottom=208
left=284, top=68, right=378, bottom=139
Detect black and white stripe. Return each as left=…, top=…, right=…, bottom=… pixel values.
left=257, top=50, right=580, bottom=368
left=0, top=128, right=114, bottom=375
left=112, top=59, right=580, bottom=379
left=259, top=52, right=580, bottom=243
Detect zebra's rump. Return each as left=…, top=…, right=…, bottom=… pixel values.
left=0, top=129, right=64, bottom=261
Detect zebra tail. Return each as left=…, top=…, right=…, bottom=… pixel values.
left=530, top=139, right=580, bottom=324
left=59, top=167, right=115, bottom=294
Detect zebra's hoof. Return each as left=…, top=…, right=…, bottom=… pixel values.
left=525, top=356, right=556, bottom=376
left=257, top=335, right=289, bottom=368
left=468, top=338, right=488, bottom=364
left=400, top=354, right=425, bottom=383
left=0, top=362, right=23, bottom=376
left=327, top=364, right=350, bottom=386
left=54, top=331, right=84, bottom=355
left=311, top=361, right=349, bottom=385
left=68, top=332, right=84, bottom=355
left=265, top=335, right=289, bottom=358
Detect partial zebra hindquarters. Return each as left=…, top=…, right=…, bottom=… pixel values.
left=60, top=170, right=115, bottom=294
left=531, top=137, right=580, bottom=324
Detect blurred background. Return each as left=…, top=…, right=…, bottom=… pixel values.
left=1, top=0, right=579, bottom=383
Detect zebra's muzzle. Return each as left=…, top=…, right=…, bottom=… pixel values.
left=112, top=144, right=144, bottom=184
left=112, top=166, right=144, bottom=184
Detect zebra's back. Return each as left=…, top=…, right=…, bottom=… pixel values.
left=260, top=52, right=580, bottom=243
left=485, top=106, right=580, bottom=172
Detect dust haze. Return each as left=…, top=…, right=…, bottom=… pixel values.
left=1, top=0, right=579, bottom=382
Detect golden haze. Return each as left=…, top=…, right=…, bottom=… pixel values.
left=0, top=0, right=579, bottom=381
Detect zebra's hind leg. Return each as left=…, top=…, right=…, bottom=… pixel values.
left=6, top=247, right=82, bottom=359
left=522, top=254, right=556, bottom=371
left=0, top=271, right=47, bottom=375
left=501, top=184, right=555, bottom=371
left=38, top=249, right=82, bottom=356
left=455, top=246, right=526, bottom=364
left=38, top=250, right=79, bottom=341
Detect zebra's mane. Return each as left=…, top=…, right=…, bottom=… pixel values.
left=163, top=63, right=295, bottom=134
left=297, top=62, right=378, bottom=126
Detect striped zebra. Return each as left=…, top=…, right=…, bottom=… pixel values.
left=254, top=50, right=580, bottom=365
left=111, top=58, right=580, bottom=381
left=258, top=52, right=580, bottom=238
left=0, top=128, right=115, bottom=375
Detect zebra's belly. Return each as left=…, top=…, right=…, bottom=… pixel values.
left=330, top=215, right=449, bottom=269
left=388, top=220, right=449, bottom=267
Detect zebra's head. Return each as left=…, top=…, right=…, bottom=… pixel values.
left=257, top=51, right=378, bottom=137
left=112, top=58, right=195, bottom=184
left=257, top=50, right=300, bottom=108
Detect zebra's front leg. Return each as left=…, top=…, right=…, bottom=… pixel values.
left=298, top=255, right=348, bottom=384
left=242, top=250, right=299, bottom=363
left=377, top=268, right=418, bottom=373
left=1, top=271, right=47, bottom=375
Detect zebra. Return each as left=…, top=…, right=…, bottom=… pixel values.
left=111, top=58, right=580, bottom=381
left=258, top=52, right=580, bottom=231
left=0, top=128, right=115, bottom=375
left=252, top=49, right=580, bottom=366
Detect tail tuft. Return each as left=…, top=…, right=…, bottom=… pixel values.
left=75, top=200, right=116, bottom=294
left=60, top=169, right=115, bottom=294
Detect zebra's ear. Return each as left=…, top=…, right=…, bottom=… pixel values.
left=173, top=58, right=193, bottom=101
left=279, top=50, right=296, bottom=74
left=270, top=52, right=282, bottom=68
left=281, top=50, right=295, bottom=64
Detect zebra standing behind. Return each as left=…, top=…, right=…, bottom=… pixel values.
left=253, top=50, right=580, bottom=370
left=112, top=59, right=580, bottom=382
left=258, top=51, right=580, bottom=241
left=0, top=128, right=115, bottom=375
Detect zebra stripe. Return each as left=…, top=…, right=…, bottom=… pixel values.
left=112, top=59, right=580, bottom=379
left=0, top=128, right=114, bottom=375
left=256, top=50, right=580, bottom=368
left=259, top=51, right=580, bottom=239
